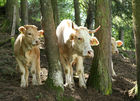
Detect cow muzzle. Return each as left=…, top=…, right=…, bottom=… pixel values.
left=32, top=39, right=40, bottom=46
left=112, top=50, right=119, bottom=54
left=87, top=50, right=94, bottom=58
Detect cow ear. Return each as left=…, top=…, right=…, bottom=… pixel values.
left=116, top=40, right=123, bottom=47
left=38, top=30, right=44, bottom=37
left=70, top=33, right=76, bottom=40
left=18, top=26, right=26, bottom=33
left=90, top=37, right=99, bottom=46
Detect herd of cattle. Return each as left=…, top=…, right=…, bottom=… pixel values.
left=14, top=19, right=123, bottom=88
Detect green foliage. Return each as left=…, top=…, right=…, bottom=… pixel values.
left=112, top=0, right=134, bottom=50
left=58, top=0, right=74, bottom=21
left=28, top=0, right=41, bottom=26
left=0, top=0, right=6, bottom=6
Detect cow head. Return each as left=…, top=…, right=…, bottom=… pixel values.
left=111, top=37, right=123, bottom=54
left=18, top=25, right=44, bottom=46
left=69, top=24, right=100, bottom=57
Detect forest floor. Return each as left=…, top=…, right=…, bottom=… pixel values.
left=0, top=33, right=137, bottom=101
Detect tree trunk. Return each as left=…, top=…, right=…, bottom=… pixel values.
left=132, top=0, right=140, bottom=99
left=73, top=0, right=81, bottom=26
left=119, top=27, right=124, bottom=44
left=85, top=0, right=95, bottom=29
left=51, top=0, right=59, bottom=27
left=21, top=0, right=28, bottom=25
left=87, top=0, right=112, bottom=95
left=11, top=5, right=16, bottom=49
left=5, top=0, right=20, bottom=31
left=40, top=0, right=64, bottom=94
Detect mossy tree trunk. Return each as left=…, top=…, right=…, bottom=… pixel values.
left=132, top=0, right=140, bottom=100
left=85, top=0, right=95, bottom=29
left=40, top=0, right=64, bottom=94
left=87, top=0, right=112, bottom=95
left=73, top=0, right=81, bottom=26
left=21, top=0, right=28, bottom=25
left=51, top=0, right=59, bottom=27
left=6, top=0, right=20, bottom=31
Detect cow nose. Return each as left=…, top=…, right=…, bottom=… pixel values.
left=115, top=51, right=119, bottom=54
left=36, top=40, right=40, bottom=45
left=88, top=50, right=94, bottom=57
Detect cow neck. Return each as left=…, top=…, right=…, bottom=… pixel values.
left=22, top=36, right=33, bottom=52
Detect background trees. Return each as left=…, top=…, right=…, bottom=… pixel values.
left=73, top=0, right=81, bottom=26
left=20, top=0, right=28, bottom=25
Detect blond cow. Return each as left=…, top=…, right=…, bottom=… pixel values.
left=111, top=37, right=123, bottom=76
left=14, top=25, right=43, bottom=87
left=56, top=19, right=100, bottom=88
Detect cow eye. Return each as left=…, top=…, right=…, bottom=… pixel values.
left=28, top=33, right=32, bottom=35
left=78, top=37, right=82, bottom=40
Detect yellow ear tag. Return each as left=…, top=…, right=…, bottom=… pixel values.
left=40, top=34, right=44, bottom=38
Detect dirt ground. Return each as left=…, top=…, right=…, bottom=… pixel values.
left=0, top=33, right=137, bottom=101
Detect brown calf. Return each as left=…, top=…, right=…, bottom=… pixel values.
left=14, top=25, right=43, bottom=87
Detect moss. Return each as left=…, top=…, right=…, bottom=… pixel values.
left=11, top=37, right=15, bottom=49
left=45, top=78, right=64, bottom=94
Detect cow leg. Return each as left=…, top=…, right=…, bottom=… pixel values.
left=70, top=65, right=75, bottom=86
left=60, top=55, right=74, bottom=89
left=76, top=56, right=86, bottom=88
left=36, top=58, right=42, bottom=85
left=16, top=58, right=26, bottom=87
left=31, top=60, right=38, bottom=85
left=25, top=66, right=29, bottom=87
left=111, top=60, right=117, bottom=77
left=63, top=64, right=71, bottom=87
left=31, top=58, right=42, bottom=85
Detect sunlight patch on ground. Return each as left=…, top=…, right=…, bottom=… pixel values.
left=122, top=76, right=136, bottom=85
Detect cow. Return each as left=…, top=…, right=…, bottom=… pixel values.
left=111, top=37, right=123, bottom=77
left=14, top=25, right=44, bottom=87
left=56, top=19, right=100, bottom=88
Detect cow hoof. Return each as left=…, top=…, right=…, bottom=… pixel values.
left=20, top=83, right=27, bottom=87
left=64, top=83, right=75, bottom=90
left=79, top=83, right=87, bottom=89
left=80, top=85, right=87, bottom=89
left=32, top=81, right=39, bottom=85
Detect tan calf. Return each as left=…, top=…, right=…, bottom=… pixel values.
left=14, top=25, right=43, bottom=87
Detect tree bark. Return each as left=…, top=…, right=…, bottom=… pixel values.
left=85, top=0, right=95, bottom=29
left=21, top=0, right=28, bottom=25
left=132, top=0, right=140, bottom=99
left=51, top=0, right=59, bottom=27
left=11, top=5, right=16, bottom=48
left=87, top=0, right=112, bottom=95
left=5, top=0, right=20, bottom=31
left=119, top=27, right=124, bottom=44
left=40, top=0, right=64, bottom=93
left=73, top=0, right=81, bottom=26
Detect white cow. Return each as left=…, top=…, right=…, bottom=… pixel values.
left=111, top=37, right=123, bottom=77
left=56, top=19, right=100, bottom=88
